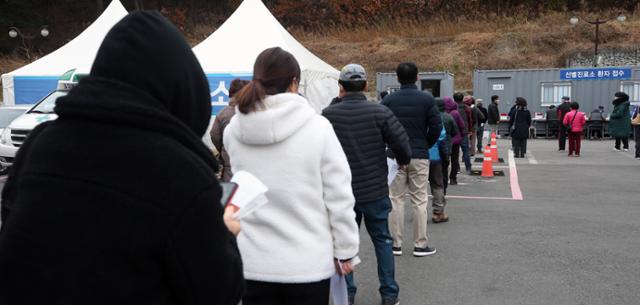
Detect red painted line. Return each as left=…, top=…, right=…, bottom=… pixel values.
left=508, top=151, right=524, bottom=200
left=446, top=195, right=517, bottom=201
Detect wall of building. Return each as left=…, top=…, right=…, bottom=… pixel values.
left=473, top=67, right=640, bottom=115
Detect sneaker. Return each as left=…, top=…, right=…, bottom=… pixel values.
left=575, top=154, right=580, bottom=157
left=432, top=212, right=449, bottom=223
left=382, top=298, right=400, bottom=305
left=624, top=148, right=629, bottom=152
left=413, top=246, right=436, bottom=257
left=614, top=148, right=621, bottom=152
left=392, top=247, right=402, bottom=256
left=636, top=157, right=640, bottom=160
left=568, top=153, right=573, bottom=157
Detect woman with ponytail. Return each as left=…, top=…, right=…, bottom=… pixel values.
left=224, top=47, right=359, bottom=305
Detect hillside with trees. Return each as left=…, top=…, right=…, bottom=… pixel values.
left=1, top=0, right=639, bottom=95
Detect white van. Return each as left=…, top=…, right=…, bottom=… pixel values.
left=0, top=69, right=85, bottom=168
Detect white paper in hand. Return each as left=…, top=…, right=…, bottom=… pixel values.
left=330, top=274, right=348, bottom=305
left=229, top=171, right=269, bottom=220
left=387, top=158, right=399, bottom=186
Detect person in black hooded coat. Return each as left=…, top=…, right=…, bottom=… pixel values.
left=509, top=97, right=532, bottom=158
left=0, top=11, right=243, bottom=305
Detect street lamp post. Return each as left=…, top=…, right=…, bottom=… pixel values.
left=7, top=26, right=50, bottom=63
left=570, top=14, right=626, bottom=67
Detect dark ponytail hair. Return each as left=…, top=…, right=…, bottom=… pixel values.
left=235, top=47, right=301, bottom=114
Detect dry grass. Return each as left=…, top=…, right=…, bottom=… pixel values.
left=295, top=11, right=640, bottom=92
left=3, top=11, right=640, bottom=102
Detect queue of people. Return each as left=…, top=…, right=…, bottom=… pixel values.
left=2, top=10, right=640, bottom=305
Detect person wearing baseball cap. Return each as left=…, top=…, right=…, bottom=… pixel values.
left=323, top=64, right=411, bottom=305
left=557, top=96, right=572, bottom=151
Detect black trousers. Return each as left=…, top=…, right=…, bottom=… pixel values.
left=558, top=126, right=567, bottom=150
left=450, top=144, right=461, bottom=181
left=615, top=137, right=629, bottom=150
left=243, top=279, right=330, bottom=305
left=635, top=126, right=640, bottom=157
left=512, top=137, right=527, bottom=157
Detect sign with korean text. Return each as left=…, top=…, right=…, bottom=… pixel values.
left=206, top=73, right=253, bottom=115
left=492, top=84, right=505, bottom=91
left=560, top=68, right=632, bottom=81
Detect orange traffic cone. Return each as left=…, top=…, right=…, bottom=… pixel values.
left=481, top=145, right=494, bottom=178
left=490, top=134, right=499, bottom=163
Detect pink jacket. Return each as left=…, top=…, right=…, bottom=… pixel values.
left=563, top=110, right=587, bottom=132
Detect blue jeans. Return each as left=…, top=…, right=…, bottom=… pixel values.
left=461, top=135, right=472, bottom=171
left=346, top=197, right=399, bottom=300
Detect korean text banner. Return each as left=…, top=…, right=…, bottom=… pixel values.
left=206, top=73, right=252, bottom=115
left=560, top=68, right=632, bottom=81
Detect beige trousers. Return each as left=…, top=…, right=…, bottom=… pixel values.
left=388, top=158, right=429, bottom=248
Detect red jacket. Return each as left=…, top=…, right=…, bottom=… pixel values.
left=563, top=110, right=587, bottom=133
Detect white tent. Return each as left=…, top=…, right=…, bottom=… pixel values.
left=192, top=0, right=339, bottom=114
left=1, top=0, right=128, bottom=105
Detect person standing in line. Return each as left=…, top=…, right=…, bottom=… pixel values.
left=444, top=97, right=466, bottom=185
left=588, top=106, right=607, bottom=140
left=454, top=92, right=473, bottom=174
left=0, top=12, right=244, bottom=305
left=463, top=95, right=479, bottom=157
left=563, top=101, right=587, bottom=157
left=632, top=105, right=640, bottom=159
left=487, top=95, right=501, bottom=137
left=432, top=98, right=459, bottom=223
left=546, top=105, right=559, bottom=138
left=323, top=64, right=411, bottom=305
left=210, top=79, right=250, bottom=181
left=476, top=99, right=488, bottom=154
left=557, top=96, right=572, bottom=151
left=224, top=47, right=360, bottom=305
left=382, top=62, right=442, bottom=257
left=609, top=92, right=632, bottom=152
left=509, top=97, right=532, bottom=158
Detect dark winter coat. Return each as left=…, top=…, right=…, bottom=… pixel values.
left=211, top=104, right=236, bottom=182
left=382, top=84, right=442, bottom=158
left=488, top=102, right=500, bottom=125
left=509, top=107, right=532, bottom=139
left=436, top=98, right=459, bottom=155
left=323, top=92, right=411, bottom=202
left=478, top=105, right=488, bottom=125
left=458, top=102, right=472, bottom=134
left=609, top=97, right=631, bottom=138
left=444, top=97, right=465, bottom=145
left=0, top=12, right=243, bottom=305
left=557, top=102, right=572, bottom=122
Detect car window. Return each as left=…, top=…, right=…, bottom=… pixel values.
left=29, top=91, right=67, bottom=114
left=0, top=109, right=28, bottom=128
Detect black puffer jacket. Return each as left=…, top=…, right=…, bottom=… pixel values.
left=0, top=12, right=243, bottom=305
left=509, top=107, right=532, bottom=138
left=323, top=93, right=411, bottom=202
left=488, top=102, right=500, bottom=124
left=382, top=84, right=442, bottom=158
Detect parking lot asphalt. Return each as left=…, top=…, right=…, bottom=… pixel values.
left=1, top=138, right=639, bottom=305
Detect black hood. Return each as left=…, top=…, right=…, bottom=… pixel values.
left=90, top=11, right=210, bottom=136
left=56, top=11, right=216, bottom=170
left=613, top=92, right=629, bottom=105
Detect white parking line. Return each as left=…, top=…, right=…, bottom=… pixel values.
left=526, top=150, right=539, bottom=164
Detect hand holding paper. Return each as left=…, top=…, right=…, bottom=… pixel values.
left=229, top=171, right=269, bottom=220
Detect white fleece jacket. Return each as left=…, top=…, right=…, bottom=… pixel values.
left=224, top=93, right=359, bottom=283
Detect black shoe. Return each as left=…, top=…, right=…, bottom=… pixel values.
left=349, top=295, right=355, bottom=305
left=392, top=247, right=402, bottom=256
left=382, top=298, right=400, bottom=305
left=450, top=179, right=458, bottom=185
left=413, top=246, right=437, bottom=257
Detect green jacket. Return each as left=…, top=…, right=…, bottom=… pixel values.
left=609, top=100, right=631, bottom=138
